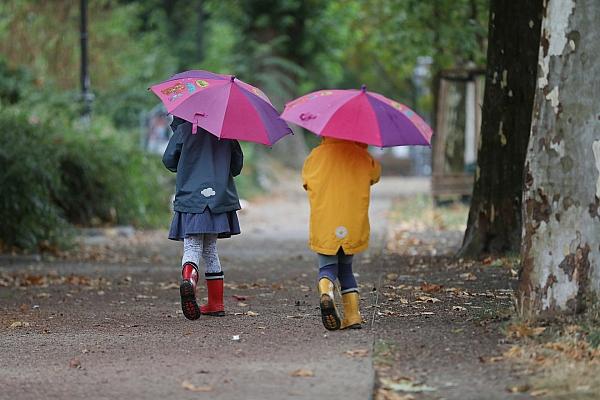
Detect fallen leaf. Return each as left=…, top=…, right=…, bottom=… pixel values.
left=290, top=368, right=314, bottom=377
left=344, top=349, right=369, bottom=357
left=69, top=358, right=81, bottom=368
left=231, top=335, right=240, bottom=341
left=480, top=356, right=504, bottom=363
left=381, top=378, right=436, bottom=393
left=159, top=282, right=179, bottom=290
left=181, top=381, right=213, bottom=392
left=246, top=311, right=258, bottom=316
left=565, top=324, right=581, bottom=334
left=237, top=302, right=248, bottom=307
left=9, top=321, right=30, bottom=328
left=420, top=282, right=443, bottom=293
left=507, top=384, right=530, bottom=393
left=503, top=346, right=523, bottom=359
left=490, top=259, right=504, bottom=267
left=459, top=272, right=477, bottom=281
left=232, top=295, right=247, bottom=301
left=452, top=306, right=467, bottom=311
left=415, top=295, right=440, bottom=303
left=386, top=273, right=399, bottom=281
left=376, top=388, right=415, bottom=400
left=507, top=323, right=546, bottom=338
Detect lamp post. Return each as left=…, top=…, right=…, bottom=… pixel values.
left=80, top=0, right=93, bottom=123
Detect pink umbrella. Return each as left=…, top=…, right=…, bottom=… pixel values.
left=280, top=86, right=432, bottom=147
left=150, top=70, right=292, bottom=145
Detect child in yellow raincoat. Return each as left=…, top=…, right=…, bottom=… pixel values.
left=302, top=137, right=381, bottom=330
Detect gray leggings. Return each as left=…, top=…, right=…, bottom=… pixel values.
left=182, top=234, right=222, bottom=274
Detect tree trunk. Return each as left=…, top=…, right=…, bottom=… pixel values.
left=459, top=0, right=543, bottom=257
left=519, top=0, right=600, bottom=314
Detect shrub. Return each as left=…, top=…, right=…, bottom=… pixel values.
left=0, top=110, right=70, bottom=250
left=53, top=122, right=172, bottom=228
left=0, top=108, right=172, bottom=251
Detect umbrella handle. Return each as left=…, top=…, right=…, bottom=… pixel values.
left=192, top=113, right=206, bottom=134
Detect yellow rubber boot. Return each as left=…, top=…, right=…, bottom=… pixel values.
left=318, top=278, right=341, bottom=331
left=341, top=292, right=362, bottom=329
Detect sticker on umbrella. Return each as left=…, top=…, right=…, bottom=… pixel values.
left=150, top=70, right=293, bottom=145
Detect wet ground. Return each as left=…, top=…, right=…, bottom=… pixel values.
left=0, top=176, right=530, bottom=399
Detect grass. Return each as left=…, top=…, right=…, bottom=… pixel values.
left=501, top=301, right=600, bottom=399
left=387, top=194, right=469, bottom=232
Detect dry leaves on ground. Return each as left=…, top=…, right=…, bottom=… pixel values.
left=420, top=282, right=443, bottom=293
left=181, top=381, right=213, bottom=392
left=69, top=358, right=81, bottom=369
left=415, top=295, right=440, bottom=303
left=479, top=355, right=504, bottom=364
left=344, top=349, right=369, bottom=358
left=459, top=272, right=477, bottom=281
left=376, top=388, right=415, bottom=400
left=9, top=321, right=30, bottom=328
left=380, top=377, right=436, bottom=393
left=158, top=282, right=179, bottom=290
left=290, top=368, right=314, bottom=377
left=507, top=323, right=546, bottom=339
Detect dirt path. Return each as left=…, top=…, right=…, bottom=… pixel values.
left=0, top=176, right=525, bottom=399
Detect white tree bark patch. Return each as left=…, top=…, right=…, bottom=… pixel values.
left=593, top=140, right=600, bottom=199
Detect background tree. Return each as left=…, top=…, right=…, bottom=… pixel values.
left=459, top=0, right=543, bottom=257
left=519, top=0, right=600, bottom=313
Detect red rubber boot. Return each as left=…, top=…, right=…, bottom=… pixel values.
left=200, top=272, right=225, bottom=316
left=180, top=262, right=200, bottom=320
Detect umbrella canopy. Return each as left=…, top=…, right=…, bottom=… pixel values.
left=150, top=70, right=292, bottom=145
left=281, top=86, right=432, bottom=147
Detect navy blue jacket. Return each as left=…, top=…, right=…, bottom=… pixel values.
left=162, top=118, right=243, bottom=214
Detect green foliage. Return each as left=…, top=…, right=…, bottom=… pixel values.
left=53, top=120, right=171, bottom=228
left=0, top=59, right=31, bottom=104
left=0, top=0, right=491, bottom=252
left=0, top=108, right=172, bottom=251
left=0, top=110, right=70, bottom=250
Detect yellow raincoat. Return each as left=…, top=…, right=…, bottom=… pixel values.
left=302, top=138, right=381, bottom=255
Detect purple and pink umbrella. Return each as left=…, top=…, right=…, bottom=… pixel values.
left=281, top=86, right=432, bottom=147
left=150, top=70, right=292, bottom=145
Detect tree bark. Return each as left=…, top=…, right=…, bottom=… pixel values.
left=459, top=0, right=543, bottom=257
left=519, top=0, right=600, bottom=314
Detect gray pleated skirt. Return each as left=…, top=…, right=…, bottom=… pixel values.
left=168, top=209, right=241, bottom=241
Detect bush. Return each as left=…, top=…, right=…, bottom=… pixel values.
left=0, top=110, right=70, bottom=250
left=0, top=108, right=172, bottom=251
left=53, top=121, right=172, bottom=228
